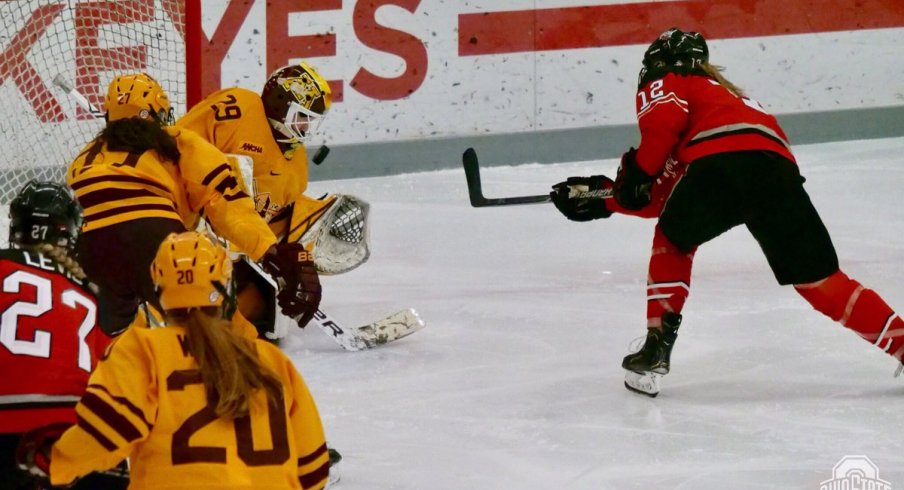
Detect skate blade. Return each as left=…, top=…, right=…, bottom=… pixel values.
left=624, top=370, right=661, bottom=397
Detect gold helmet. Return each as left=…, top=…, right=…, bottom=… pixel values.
left=150, top=232, right=232, bottom=311
left=105, top=73, right=174, bottom=125
left=261, top=62, right=332, bottom=153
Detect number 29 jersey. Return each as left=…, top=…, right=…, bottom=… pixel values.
left=49, top=323, right=330, bottom=490
left=176, top=88, right=310, bottom=241
left=0, top=249, right=108, bottom=434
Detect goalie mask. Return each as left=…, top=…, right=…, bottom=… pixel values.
left=261, top=62, right=332, bottom=155
left=150, top=232, right=233, bottom=311
left=9, top=180, right=81, bottom=252
left=105, top=73, right=174, bottom=125
left=639, top=28, right=709, bottom=87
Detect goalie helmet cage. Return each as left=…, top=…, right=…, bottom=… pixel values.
left=0, top=0, right=202, bottom=204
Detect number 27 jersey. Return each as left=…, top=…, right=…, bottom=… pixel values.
left=0, top=249, right=108, bottom=434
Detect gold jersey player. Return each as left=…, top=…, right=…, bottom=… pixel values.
left=68, top=73, right=322, bottom=336
left=178, top=63, right=370, bottom=339
left=17, top=232, right=330, bottom=490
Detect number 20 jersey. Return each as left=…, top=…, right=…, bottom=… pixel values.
left=49, top=323, right=330, bottom=490
left=0, top=249, right=109, bottom=434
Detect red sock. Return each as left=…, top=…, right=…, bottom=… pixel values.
left=795, top=270, right=904, bottom=361
left=646, top=225, right=695, bottom=327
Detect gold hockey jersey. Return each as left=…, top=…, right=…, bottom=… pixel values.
left=177, top=88, right=323, bottom=242
left=67, top=127, right=277, bottom=261
left=49, top=323, right=330, bottom=490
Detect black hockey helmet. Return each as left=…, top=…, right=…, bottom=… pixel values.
left=9, top=180, right=82, bottom=252
left=639, top=28, right=709, bottom=87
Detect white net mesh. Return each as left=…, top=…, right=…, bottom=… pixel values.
left=0, top=0, right=188, bottom=203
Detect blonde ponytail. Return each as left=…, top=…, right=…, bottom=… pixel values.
left=701, top=62, right=745, bottom=98
left=175, top=308, right=282, bottom=418
left=35, top=243, right=88, bottom=281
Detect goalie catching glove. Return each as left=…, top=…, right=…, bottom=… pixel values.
left=260, top=242, right=322, bottom=328
left=550, top=175, right=614, bottom=221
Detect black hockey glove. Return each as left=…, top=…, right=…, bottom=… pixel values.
left=260, top=243, right=322, bottom=328
left=614, top=147, right=654, bottom=210
left=550, top=175, right=614, bottom=221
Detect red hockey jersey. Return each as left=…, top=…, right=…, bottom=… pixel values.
left=0, top=249, right=109, bottom=433
left=634, top=72, right=795, bottom=177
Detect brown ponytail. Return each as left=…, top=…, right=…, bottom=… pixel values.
left=171, top=308, right=282, bottom=418
left=701, top=62, right=746, bottom=98
left=97, top=117, right=181, bottom=163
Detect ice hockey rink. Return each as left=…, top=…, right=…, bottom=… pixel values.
left=285, top=136, right=904, bottom=489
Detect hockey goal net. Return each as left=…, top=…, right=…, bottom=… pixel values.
left=0, top=0, right=200, bottom=205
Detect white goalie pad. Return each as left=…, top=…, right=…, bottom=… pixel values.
left=300, top=194, right=371, bottom=275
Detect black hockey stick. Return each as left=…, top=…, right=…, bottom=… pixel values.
left=462, top=148, right=613, bottom=207
left=462, top=148, right=552, bottom=207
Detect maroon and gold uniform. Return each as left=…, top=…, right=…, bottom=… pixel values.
left=68, top=126, right=276, bottom=262
left=177, top=88, right=329, bottom=243
left=49, top=322, right=329, bottom=490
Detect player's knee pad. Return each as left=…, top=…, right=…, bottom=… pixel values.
left=794, top=269, right=859, bottom=322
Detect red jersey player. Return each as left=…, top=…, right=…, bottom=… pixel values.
left=0, top=181, right=125, bottom=489
left=550, top=28, right=904, bottom=397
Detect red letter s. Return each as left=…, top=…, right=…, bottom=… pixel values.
left=351, top=0, right=427, bottom=100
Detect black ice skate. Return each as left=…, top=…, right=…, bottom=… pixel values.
left=622, top=312, right=681, bottom=397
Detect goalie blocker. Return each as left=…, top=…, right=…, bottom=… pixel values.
left=235, top=192, right=372, bottom=340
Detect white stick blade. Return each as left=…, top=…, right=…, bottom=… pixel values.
left=353, top=308, right=425, bottom=349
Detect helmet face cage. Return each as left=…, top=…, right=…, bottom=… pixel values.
left=150, top=232, right=233, bottom=312
left=105, top=73, right=174, bottom=125
left=262, top=62, right=332, bottom=148
left=9, top=180, right=81, bottom=252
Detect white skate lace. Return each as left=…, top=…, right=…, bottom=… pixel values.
left=628, top=335, right=646, bottom=354
left=895, top=362, right=903, bottom=378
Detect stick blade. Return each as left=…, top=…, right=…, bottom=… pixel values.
left=353, top=308, right=425, bottom=350
left=312, top=308, right=425, bottom=351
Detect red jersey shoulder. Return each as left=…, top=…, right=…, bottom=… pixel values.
left=0, top=249, right=95, bottom=297
left=0, top=249, right=108, bottom=433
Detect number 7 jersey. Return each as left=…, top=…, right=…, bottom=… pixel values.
left=48, top=324, right=330, bottom=490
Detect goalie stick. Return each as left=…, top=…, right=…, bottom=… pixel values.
left=462, top=147, right=613, bottom=207
left=246, top=259, right=425, bottom=351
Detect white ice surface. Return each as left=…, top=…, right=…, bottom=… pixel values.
left=285, top=137, right=904, bottom=489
